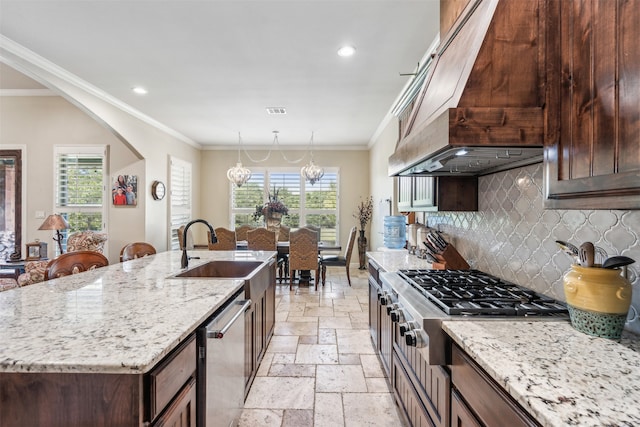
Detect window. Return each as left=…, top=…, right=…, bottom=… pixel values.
left=169, top=157, right=192, bottom=250
left=0, top=150, right=22, bottom=261
left=54, top=146, right=107, bottom=254
left=231, top=168, right=339, bottom=243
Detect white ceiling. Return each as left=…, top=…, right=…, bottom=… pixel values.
left=0, top=1, right=439, bottom=149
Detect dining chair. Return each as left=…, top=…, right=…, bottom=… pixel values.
left=247, top=228, right=284, bottom=282
left=246, top=228, right=276, bottom=251
left=120, top=242, right=156, bottom=262
left=276, top=225, right=290, bottom=280
left=302, top=225, right=321, bottom=239
left=320, top=226, right=357, bottom=286
left=277, top=224, right=290, bottom=242
left=235, top=224, right=255, bottom=242
left=45, top=250, right=109, bottom=280
left=288, top=227, right=320, bottom=290
left=208, top=227, right=236, bottom=250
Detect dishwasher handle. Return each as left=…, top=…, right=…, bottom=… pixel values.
left=207, top=299, right=252, bottom=339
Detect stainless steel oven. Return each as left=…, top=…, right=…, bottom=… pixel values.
left=378, top=269, right=569, bottom=427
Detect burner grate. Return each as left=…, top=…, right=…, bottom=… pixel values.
left=399, top=269, right=568, bottom=317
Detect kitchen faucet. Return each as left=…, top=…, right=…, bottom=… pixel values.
left=181, top=219, right=217, bottom=269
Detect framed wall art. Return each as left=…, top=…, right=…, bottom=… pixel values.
left=112, top=174, right=138, bottom=206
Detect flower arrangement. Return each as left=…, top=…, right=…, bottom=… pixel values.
left=253, top=186, right=289, bottom=221
left=353, top=196, right=373, bottom=231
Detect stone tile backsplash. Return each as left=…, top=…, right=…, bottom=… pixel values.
left=426, top=163, right=640, bottom=335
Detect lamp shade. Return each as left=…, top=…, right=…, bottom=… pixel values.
left=38, top=214, right=70, bottom=231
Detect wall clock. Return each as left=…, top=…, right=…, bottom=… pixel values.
left=151, top=180, right=166, bottom=200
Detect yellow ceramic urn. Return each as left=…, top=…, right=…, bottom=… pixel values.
left=563, top=264, right=632, bottom=339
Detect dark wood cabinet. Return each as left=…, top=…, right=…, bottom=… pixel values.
left=394, top=324, right=450, bottom=427
left=397, top=176, right=478, bottom=212
left=152, top=377, right=196, bottom=427
left=450, top=389, right=482, bottom=427
left=244, top=259, right=276, bottom=395
left=544, top=0, right=640, bottom=209
left=0, top=335, right=198, bottom=427
left=449, top=343, right=539, bottom=427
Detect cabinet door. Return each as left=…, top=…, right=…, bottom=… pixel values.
left=451, top=390, right=482, bottom=427
left=152, top=378, right=196, bottom=427
left=413, top=176, right=435, bottom=208
left=397, top=176, right=413, bottom=210
left=368, top=276, right=380, bottom=350
left=545, top=0, right=640, bottom=209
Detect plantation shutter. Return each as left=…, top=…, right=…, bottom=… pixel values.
left=169, top=157, right=192, bottom=249
left=53, top=146, right=106, bottom=254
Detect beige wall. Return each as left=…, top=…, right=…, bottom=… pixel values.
left=200, top=148, right=370, bottom=252
left=368, top=119, right=401, bottom=251
left=0, top=93, right=201, bottom=262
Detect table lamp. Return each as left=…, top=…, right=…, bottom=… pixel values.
left=38, top=214, right=70, bottom=254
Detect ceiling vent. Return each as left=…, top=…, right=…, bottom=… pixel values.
left=266, top=107, right=287, bottom=115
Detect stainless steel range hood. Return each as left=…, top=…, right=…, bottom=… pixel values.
left=389, top=0, right=545, bottom=177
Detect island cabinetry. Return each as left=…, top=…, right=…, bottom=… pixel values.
left=449, top=343, right=538, bottom=427
left=0, top=335, right=197, bottom=427
left=147, top=335, right=197, bottom=425
left=544, top=0, right=640, bottom=209
left=244, top=258, right=276, bottom=395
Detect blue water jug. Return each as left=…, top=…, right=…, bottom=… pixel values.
left=383, top=216, right=406, bottom=249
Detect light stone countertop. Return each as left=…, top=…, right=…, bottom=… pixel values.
left=444, top=320, right=640, bottom=427
left=367, top=250, right=640, bottom=426
left=367, top=250, right=434, bottom=272
left=0, top=250, right=275, bottom=374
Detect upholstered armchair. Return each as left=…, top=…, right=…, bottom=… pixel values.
left=17, top=231, right=108, bottom=287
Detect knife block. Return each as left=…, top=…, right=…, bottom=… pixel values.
left=431, top=244, right=470, bottom=270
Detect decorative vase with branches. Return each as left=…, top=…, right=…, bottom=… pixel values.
left=353, top=196, right=373, bottom=269
left=253, top=186, right=289, bottom=234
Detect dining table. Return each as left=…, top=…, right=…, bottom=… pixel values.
left=235, top=240, right=341, bottom=284
left=235, top=240, right=341, bottom=254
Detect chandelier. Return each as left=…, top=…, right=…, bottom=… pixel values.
left=226, top=133, right=252, bottom=187
left=301, top=132, right=324, bottom=185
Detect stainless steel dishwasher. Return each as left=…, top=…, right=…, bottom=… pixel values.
left=197, top=290, right=251, bottom=427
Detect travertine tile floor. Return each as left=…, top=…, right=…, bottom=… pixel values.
left=239, top=266, right=407, bottom=427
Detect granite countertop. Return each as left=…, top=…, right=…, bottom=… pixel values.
left=0, top=250, right=275, bottom=375
left=444, top=320, right=640, bottom=427
left=367, top=250, right=434, bottom=271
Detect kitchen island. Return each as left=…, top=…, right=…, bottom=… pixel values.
left=0, top=250, right=275, bottom=426
left=367, top=251, right=640, bottom=427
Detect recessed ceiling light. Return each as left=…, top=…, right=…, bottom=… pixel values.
left=337, top=45, right=356, bottom=57
left=132, top=86, right=148, bottom=95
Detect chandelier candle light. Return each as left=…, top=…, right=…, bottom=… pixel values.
left=227, top=132, right=252, bottom=187
left=301, top=132, right=324, bottom=185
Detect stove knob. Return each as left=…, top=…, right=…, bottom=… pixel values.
left=386, top=303, right=399, bottom=315
left=398, top=322, right=410, bottom=336
left=405, top=330, right=424, bottom=348
left=390, top=309, right=405, bottom=323
left=379, top=292, right=390, bottom=306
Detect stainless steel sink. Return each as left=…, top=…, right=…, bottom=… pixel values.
left=173, top=260, right=263, bottom=279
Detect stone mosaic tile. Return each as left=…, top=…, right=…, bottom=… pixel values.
left=427, top=163, right=640, bottom=335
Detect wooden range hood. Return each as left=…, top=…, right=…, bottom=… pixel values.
left=389, top=0, right=546, bottom=177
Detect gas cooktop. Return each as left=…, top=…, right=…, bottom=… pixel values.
left=397, top=269, right=568, bottom=317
